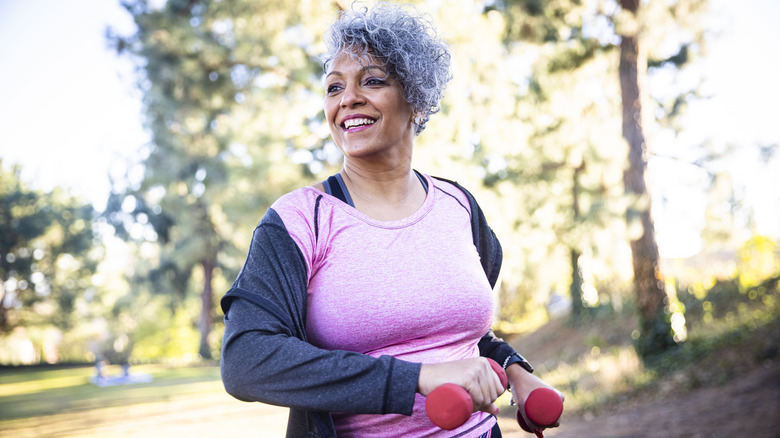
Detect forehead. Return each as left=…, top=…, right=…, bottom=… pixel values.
left=326, top=49, right=387, bottom=75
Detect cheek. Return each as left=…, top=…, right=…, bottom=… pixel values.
left=393, top=97, right=414, bottom=121
left=324, top=101, right=339, bottom=128
left=323, top=100, right=334, bottom=119
left=323, top=102, right=343, bottom=143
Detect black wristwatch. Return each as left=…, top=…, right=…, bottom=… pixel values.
left=503, top=352, right=534, bottom=374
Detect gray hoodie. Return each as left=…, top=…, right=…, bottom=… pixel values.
left=220, top=178, right=529, bottom=437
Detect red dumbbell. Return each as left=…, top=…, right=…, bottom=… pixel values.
left=425, top=358, right=508, bottom=430
left=515, top=387, right=564, bottom=438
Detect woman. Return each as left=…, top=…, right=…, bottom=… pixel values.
left=221, top=3, right=562, bottom=437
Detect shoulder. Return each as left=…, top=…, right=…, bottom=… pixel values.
left=270, top=186, right=324, bottom=219
left=265, top=187, right=326, bottom=241
left=429, top=175, right=475, bottom=214
left=262, top=187, right=327, bottom=272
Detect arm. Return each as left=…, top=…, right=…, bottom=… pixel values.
left=220, top=208, right=419, bottom=415
left=478, top=330, right=534, bottom=374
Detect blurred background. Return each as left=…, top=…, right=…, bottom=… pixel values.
left=1, top=0, right=778, bottom=437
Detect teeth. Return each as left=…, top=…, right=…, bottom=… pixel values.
left=343, top=118, right=375, bottom=129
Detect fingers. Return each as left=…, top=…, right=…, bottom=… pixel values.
left=463, top=358, right=505, bottom=412
left=480, top=402, right=500, bottom=416
left=419, top=358, right=506, bottom=410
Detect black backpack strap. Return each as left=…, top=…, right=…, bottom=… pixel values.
left=413, top=169, right=429, bottom=193
left=314, top=195, right=323, bottom=243
left=322, top=174, right=354, bottom=207
left=324, top=175, right=345, bottom=202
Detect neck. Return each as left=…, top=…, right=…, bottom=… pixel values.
left=340, top=162, right=426, bottom=220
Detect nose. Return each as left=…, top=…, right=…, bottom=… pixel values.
left=340, top=83, right=365, bottom=108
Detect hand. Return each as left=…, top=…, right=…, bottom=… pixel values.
left=418, top=357, right=506, bottom=415
left=507, top=364, right=564, bottom=432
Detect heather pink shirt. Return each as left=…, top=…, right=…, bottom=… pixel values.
left=272, top=174, right=496, bottom=437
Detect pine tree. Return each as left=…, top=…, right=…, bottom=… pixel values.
left=618, top=0, right=676, bottom=356
left=489, top=0, right=709, bottom=354
left=107, top=0, right=334, bottom=359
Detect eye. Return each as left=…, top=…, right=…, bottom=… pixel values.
left=326, top=83, right=342, bottom=94
left=365, top=77, right=387, bottom=86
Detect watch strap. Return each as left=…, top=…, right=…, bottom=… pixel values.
left=502, top=352, right=534, bottom=374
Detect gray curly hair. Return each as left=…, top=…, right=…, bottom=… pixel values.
left=322, top=2, right=452, bottom=135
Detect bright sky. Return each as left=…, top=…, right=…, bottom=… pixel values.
left=650, top=0, right=780, bottom=256
left=0, top=0, right=146, bottom=210
left=0, top=0, right=778, bottom=258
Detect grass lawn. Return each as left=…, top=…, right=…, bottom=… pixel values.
left=2, top=276, right=775, bottom=437
left=0, top=364, right=289, bottom=437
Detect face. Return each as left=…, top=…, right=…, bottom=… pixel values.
left=324, top=52, right=416, bottom=161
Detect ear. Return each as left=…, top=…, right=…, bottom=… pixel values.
left=412, top=112, right=423, bottom=125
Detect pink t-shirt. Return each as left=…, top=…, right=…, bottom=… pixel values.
left=272, top=174, right=496, bottom=437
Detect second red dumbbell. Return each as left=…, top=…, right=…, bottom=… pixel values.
left=516, top=387, right=564, bottom=438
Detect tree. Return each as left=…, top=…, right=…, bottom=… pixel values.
left=0, top=162, right=99, bottom=335
left=485, top=0, right=709, bottom=350
left=478, top=0, right=630, bottom=319
left=616, top=0, right=710, bottom=356
left=617, top=0, right=676, bottom=356
left=108, top=0, right=335, bottom=359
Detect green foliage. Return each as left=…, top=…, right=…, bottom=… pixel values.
left=105, top=0, right=337, bottom=359
left=630, top=277, right=687, bottom=359
left=527, top=270, right=778, bottom=415
left=643, top=299, right=778, bottom=389
left=481, top=1, right=712, bottom=362
left=500, top=0, right=591, bottom=44
left=473, top=0, right=635, bottom=316
left=131, top=300, right=201, bottom=362
left=0, top=163, right=100, bottom=335
left=737, top=235, right=779, bottom=288
left=632, top=305, right=678, bottom=359
left=87, top=0, right=726, bottom=364
left=642, top=271, right=779, bottom=389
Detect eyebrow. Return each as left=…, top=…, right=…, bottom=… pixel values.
left=325, top=65, right=388, bottom=80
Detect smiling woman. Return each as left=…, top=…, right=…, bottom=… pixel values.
left=321, top=3, right=451, bottom=136
left=323, top=54, right=416, bottom=175
left=219, top=3, right=561, bottom=438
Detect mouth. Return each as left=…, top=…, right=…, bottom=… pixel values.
left=341, top=117, right=376, bottom=132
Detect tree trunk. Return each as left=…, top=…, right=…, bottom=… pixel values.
left=619, top=0, right=676, bottom=358
left=0, top=301, right=8, bottom=334
left=570, top=248, right=585, bottom=318
left=570, top=161, right=586, bottom=318
left=198, top=258, right=215, bottom=360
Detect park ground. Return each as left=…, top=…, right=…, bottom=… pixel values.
left=495, top=314, right=780, bottom=438
left=1, top=302, right=778, bottom=437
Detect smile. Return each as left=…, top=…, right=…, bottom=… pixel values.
left=342, top=117, right=376, bottom=131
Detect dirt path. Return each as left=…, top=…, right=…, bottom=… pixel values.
left=497, top=364, right=780, bottom=438
left=5, top=362, right=776, bottom=437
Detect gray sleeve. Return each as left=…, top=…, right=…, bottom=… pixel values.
left=220, top=208, right=420, bottom=415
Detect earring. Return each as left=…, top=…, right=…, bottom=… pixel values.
left=414, top=115, right=422, bottom=124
